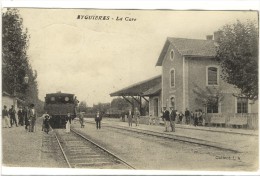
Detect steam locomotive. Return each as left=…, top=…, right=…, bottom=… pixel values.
left=44, top=92, right=78, bottom=128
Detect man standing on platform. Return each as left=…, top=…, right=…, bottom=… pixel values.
left=28, top=104, right=37, bottom=132
left=18, top=106, right=24, bottom=126
left=185, top=108, right=190, bottom=125
left=9, top=105, right=17, bottom=127
left=95, top=110, right=102, bottom=129
left=170, top=107, right=176, bottom=132
left=127, top=108, right=133, bottom=127
left=162, top=107, right=170, bottom=132
left=134, top=107, right=140, bottom=126
left=23, top=106, right=29, bottom=131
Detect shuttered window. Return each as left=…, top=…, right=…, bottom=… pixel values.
left=208, top=67, right=218, bottom=85
left=237, top=97, right=248, bottom=113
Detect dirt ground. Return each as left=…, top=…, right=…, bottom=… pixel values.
left=72, top=121, right=258, bottom=171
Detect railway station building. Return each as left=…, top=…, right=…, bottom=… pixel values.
left=2, top=91, right=24, bottom=110
left=111, top=34, right=258, bottom=128
left=156, top=35, right=258, bottom=114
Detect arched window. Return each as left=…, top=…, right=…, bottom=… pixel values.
left=207, top=66, right=218, bottom=86
left=170, top=69, right=175, bottom=87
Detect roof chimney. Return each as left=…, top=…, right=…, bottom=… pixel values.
left=206, top=35, right=213, bottom=40
left=214, top=31, right=224, bottom=43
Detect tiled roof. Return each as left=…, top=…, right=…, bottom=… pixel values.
left=156, top=37, right=216, bottom=66
left=110, top=75, right=161, bottom=96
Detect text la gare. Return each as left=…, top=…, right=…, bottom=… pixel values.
left=116, top=16, right=136, bottom=21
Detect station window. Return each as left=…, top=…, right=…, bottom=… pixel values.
left=207, top=67, right=218, bottom=86
left=207, top=104, right=218, bottom=113
left=170, top=69, right=175, bottom=87
left=207, top=98, right=218, bottom=113
left=170, top=50, right=174, bottom=60
left=237, top=97, right=248, bottom=113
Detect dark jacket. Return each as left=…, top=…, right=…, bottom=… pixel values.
left=9, top=108, right=16, bottom=118
left=170, top=110, right=176, bottom=121
left=18, top=110, right=23, bottom=118
left=95, top=113, right=102, bottom=121
left=2, top=109, right=9, bottom=117
left=185, top=110, right=190, bottom=117
left=162, top=110, right=170, bottom=121
left=44, top=117, right=50, bottom=128
left=23, top=108, right=29, bottom=125
left=127, top=111, right=133, bottom=118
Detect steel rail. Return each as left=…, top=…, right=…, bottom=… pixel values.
left=71, top=128, right=136, bottom=170
left=85, top=121, right=240, bottom=153
left=54, top=130, right=72, bottom=168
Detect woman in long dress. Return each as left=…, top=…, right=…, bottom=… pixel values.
left=66, top=112, right=72, bottom=132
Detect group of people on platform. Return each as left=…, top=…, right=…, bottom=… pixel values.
left=121, top=107, right=141, bottom=127
left=63, top=110, right=103, bottom=131
left=161, top=107, right=206, bottom=132
left=2, top=104, right=37, bottom=132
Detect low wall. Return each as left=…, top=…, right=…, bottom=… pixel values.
left=138, top=113, right=258, bottom=130
left=204, top=113, right=258, bottom=130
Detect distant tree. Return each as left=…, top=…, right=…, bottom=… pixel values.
left=111, top=97, right=129, bottom=110
left=93, top=102, right=110, bottom=114
left=3, top=8, right=41, bottom=110
left=216, top=20, right=258, bottom=100
left=78, top=101, right=88, bottom=112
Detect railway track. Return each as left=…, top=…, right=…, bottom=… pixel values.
left=85, top=121, right=240, bottom=153
left=54, top=128, right=135, bottom=169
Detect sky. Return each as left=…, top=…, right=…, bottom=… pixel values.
left=17, top=9, right=257, bottom=106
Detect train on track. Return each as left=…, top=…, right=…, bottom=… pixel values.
left=44, top=92, right=78, bottom=128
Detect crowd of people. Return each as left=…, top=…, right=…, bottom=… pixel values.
left=2, top=104, right=37, bottom=132
left=161, top=107, right=206, bottom=132
left=3, top=103, right=207, bottom=134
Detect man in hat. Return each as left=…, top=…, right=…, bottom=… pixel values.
left=170, top=107, right=176, bottom=132
left=162, top=107, right=170, bottom=132
left=18, top=106, right=24, bottom=126
left=95, top=110, right=102, bottom=129
left=23, top=106, right=30, bottom=131
left=28, top=104, right=37, bottom=132
left=9, top=105, right=17, bottom=127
